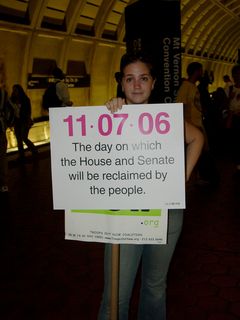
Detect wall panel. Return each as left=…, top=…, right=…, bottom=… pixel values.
left=0, top=30, right=28, bottom=92
left=90, top=43, right=117, bottom=105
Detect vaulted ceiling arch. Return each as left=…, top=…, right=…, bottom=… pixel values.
left=94, top=0, right=116, bottom=38
left=212, top=20, right=240, bottom=60
left=0, top=0, right=240, bottom=64
left=221, top=24, right=240, bottom=60
left=28, top=0, right=49, bottom=29
left=65, top=0, right=88, bottom=34
left=190, top=6, right=221, bottom=56
left=200, top=12, right=227, bottom=57
left=183, top=3, right=215, bottom=55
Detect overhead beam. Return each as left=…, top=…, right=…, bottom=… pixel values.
left=28, top=0, right=49, bottom=29
left=65, top=0, right=88, bottom=35
left=94, top=0, right=115, bottom=38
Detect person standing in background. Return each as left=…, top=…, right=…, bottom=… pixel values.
left=0, top=60, right=10, bottom=193
left=197, top=73, right=219, bottom=184
left=225, top=64, right=240, bottom=170
left=176, top=62, right=217, bottom=185
left=176, top=62, right=203, bottom=129
left=0, top=85, right=9, bottom=192
left=9, top=84, right=37, bottom=162
left=52, top=67, right=73, bottom=107
left=223, top=74, right=233, bottom=90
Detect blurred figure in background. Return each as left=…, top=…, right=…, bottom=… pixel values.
left=52, top=67, right=73, bottom=107
left=223, top=74, right=233, bottom=90
left=225, top=65, right=240, bottom=171
left=197, top=72, right=219, bottom=184
left=9, top=84, right=37, bottom=161
left=0, top=59, right=13, bottom=192
left=211, top=87, right=230, bottom=152
left=176, top=62, right=203, bottom=129
left=176, top=63, right=219, bottom=185
left=0, top=85, right=10, bottom=192
left=198, top=72, right=215, bottom=150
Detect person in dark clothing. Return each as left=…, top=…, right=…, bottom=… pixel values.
left=225, top=65, right=240, bottom=170
left=0, top=86, right=9, bottom=192
left=9, top=84, right=37, bottom=161
left=211, top=87, right=229, bottom=152
left=197, top=74, right=214, bottom=148
left=197, top=74, right=219, bottom=184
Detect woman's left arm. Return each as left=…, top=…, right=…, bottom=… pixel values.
left=185, top=121, right=204, bottom=181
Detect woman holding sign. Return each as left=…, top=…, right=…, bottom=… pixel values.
left=98, top=52, right=204, bottom=320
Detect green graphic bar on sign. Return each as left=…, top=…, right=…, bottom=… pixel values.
left=71, top=209, right=161, bottom=216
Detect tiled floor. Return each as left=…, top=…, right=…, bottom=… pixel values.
left=1, top=146, right=240, bottom=320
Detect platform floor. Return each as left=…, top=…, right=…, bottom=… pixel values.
left=1, top=147, right=240, bottom=320
left=6, top=120, right=50, bottom=153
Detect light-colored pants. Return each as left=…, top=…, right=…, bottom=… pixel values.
left=98, top=209, right=184, bottom=320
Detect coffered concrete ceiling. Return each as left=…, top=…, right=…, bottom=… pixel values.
left=0, top=0, right=240, bottom=63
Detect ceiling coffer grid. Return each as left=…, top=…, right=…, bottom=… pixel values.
left=0, top=0, right=239, bottom=62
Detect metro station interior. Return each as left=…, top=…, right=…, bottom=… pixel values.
left=1, top=0, right=240, bottom=319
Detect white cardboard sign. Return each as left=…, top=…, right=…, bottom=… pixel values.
left=49, top=103, right=185, bottom=210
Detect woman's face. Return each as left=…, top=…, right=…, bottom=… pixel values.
left=121, top=61, right=155, bottom=104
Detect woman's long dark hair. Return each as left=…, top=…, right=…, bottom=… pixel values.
left=11, top=84, right=28, bottom=103
left=119, top=52, right=156, bottom=81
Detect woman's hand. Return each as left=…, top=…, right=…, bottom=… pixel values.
left=106, top=97, right=126, bottom=113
